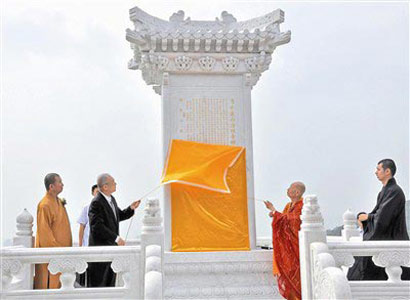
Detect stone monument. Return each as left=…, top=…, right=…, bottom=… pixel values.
left=126, top=7, right=291, bottom=250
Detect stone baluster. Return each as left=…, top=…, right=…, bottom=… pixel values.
left=341, top=209, right=360, bottom=241
left=299, top=195, right=327, bottom=300
left=140, top=198, right=164, bottom=298
left=144, top=245, right=163, bottom=300
left=48, top=258, right=87, bottom=290
left=111, top=254, right=140, bottom=298
left=12, top=209, right=35, bottom=290
left=373, top=251, right=410, bottom=282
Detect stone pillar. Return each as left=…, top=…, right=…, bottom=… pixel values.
left=13, top=209, right=35, bottom=290
left=127, top=7, right=291, bottom=251
left=140, top=198, right=164, bottom=298
left=341, top=209, right=361, bottom=241
left=299, top=195, right=326, bottom=300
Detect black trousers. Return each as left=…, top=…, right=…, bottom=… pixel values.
left=87, top=262, right=116, bottom=287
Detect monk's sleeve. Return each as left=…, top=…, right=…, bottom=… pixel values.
left=37, top=204, right=60, bottom=247
left=272, top=205, right=302, bottom=233
left=366, top=189, right=402, bottom=239
left=89, top=200, right=118, bottom=244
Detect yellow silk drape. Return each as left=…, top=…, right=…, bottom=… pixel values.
left=162, top=140, right=250, bottom=252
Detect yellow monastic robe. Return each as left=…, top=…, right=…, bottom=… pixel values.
left=34, top=193, right=72, bottom=289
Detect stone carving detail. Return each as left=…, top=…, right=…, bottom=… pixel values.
left=1, top=259, right=23, bottom=290
left=373, top=251, right=410, bottom=282
left=164, top=258, right=281, bottom=299
left=216, top=11, right=237, bottom=25
left=111, top=255, right=137, bottom=273
left=169, top=10, right=191, bottom=23
left=15, top=209, right=34, bottom=236
left=48, top=258, right=87, bottom=290
left=373, top=251, right=410, bottom=268
left=300, top=195, right=324, bottom=228
left=198, top=56, right=216, bottom=71
left=175, top=56, right=193, bottom=70
left=1, top=259, right=22, bottom=275
left=332, top=251, right=355, bottom=268
left=222, top=56, right=239, bottom=72
left=165, top=261, right=271, bottom=274
left=48, top=258, right=87, bottom=275
left=245, top=52, right=272, bottom=72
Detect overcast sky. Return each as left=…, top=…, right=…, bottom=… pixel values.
left=1, top=0, right=409, bottom=245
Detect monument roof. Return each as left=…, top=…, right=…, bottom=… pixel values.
left=126, top=7, right=291, bottom=53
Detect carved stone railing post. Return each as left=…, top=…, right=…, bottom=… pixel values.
left=341, top=209, right=360, bottom=241
left=140, top=198, right=164, bottom=298
left=299, top=195, right=326, bottom=300
left=144, top=245, right=162, bottom=299
left=48, top=258, right=87, bottom=290
left=12, top=209, right=35, bottom=290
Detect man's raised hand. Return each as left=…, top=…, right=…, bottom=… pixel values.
left=130, top=199, right=141, bottom=210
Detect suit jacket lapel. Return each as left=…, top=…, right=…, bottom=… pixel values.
left=98, top=193, right=118, bottom=226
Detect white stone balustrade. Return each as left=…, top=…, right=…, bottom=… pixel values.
left=1, top=246, right=141, bottom=299
left=299, top=196, right=410, bottom=300
left=328, top=241, right=410, bottom=280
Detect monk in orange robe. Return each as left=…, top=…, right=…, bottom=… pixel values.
left=34, top=173, right=72, bottom=289
left=264, top=181, right=305, bottom=300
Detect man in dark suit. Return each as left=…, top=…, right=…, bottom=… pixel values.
left=87, top=173, right=141, bottom=287
left=348, top=159, right=409, bottom=280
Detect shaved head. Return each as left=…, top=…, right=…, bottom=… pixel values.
left=291, top=181, right=306, bottom=195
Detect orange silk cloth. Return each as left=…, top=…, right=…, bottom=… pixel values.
left=162, top=140, right=250, bottom=251
left=34, top=193, right=72, bottom=289
left=271, top=199, right=303, bottom=300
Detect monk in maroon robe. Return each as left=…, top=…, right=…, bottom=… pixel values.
left=264, top=182, right=305, bottom=300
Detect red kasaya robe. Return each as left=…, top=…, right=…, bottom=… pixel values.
left=271, top=199, right=303, bottom=300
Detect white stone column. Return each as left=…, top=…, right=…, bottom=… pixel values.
left=12, top=209, right=35, bottom=290
left=299, top=195, right=327, bottom=300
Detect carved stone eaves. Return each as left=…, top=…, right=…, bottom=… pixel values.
left=130, top=52, right=271, bottom=90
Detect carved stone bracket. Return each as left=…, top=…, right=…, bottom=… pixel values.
left=48, top=258, right=87, bottom=290
left=331, top=251, right=355, bottom=268
left=373, top=251, right=410, bottom=282
left=198, top=56, right=216, bottom=71
left=222, top=56, right=239, bottom=72
left=175, top=56, right=193, bottom=70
